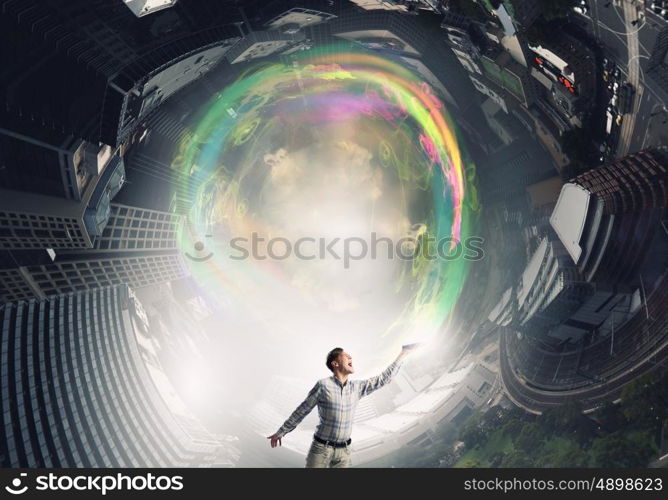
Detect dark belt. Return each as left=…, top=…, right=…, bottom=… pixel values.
left=314, top=435, right=351, bottom=448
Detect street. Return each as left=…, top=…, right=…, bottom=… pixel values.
left=586, top=0, right=668, bottom=155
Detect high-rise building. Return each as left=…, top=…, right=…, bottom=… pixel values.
left=0, top=284, right=238, bottom=466
left=0, top=202, right=188, bottom=302
left=0, top=155, right=125, bottom=251
left=491, top=149, right=668, bottom=341
left=1, top=253, right=187, bottom=303
left=477, top=0, right=542, bottom=28
left=83, top=203, right=181, bottom=254
left=348, top=0, right=443, bottom=13
left=647, top=26, right=668, bottom=101
left=550, top=149, right=668, bottom=285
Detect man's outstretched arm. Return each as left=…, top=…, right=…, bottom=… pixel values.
left=267, top=381, right=321, bottom=447
left=357, top=345, right=417, bottom=397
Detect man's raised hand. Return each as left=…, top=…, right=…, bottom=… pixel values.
left=267, top=433, right=282, bottom=448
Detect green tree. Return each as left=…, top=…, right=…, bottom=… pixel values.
left=588, top=432, right=658, bottom=467
left=460, top=413, right=488, bottom=449
left=501, top=419, right=524, bottom=438
left=461, top=458, right=481, bottom=468
left=501, top=450, right=534, bottom=467
left=538, top=400, right=583, bottom=435
left=515, top=422, right=545, bottom=454
left=537, top=439, right=587, bottom=467
left=594, top=401, right=627, bottom=431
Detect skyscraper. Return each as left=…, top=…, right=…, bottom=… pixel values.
left=0, top=154, right=125, bottom=251
left=0, top=284, right=238, bottom=467
left=551, top=149, right=668, bottom=285
left=0, top=203, right=188, bottom=302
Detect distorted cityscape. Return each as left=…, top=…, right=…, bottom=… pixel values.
left=1, top=0, right=667, bottom=469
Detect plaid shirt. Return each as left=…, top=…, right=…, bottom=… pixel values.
left=275, top=360, right=402, bottom=442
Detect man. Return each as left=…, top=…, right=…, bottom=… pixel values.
left=267, top=345, right=418, bottom=467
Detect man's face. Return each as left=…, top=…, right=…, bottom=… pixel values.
left=333, top=351, right=354, bottom=374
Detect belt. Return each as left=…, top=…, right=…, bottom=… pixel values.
left=314, top=435, right=351, bottom=448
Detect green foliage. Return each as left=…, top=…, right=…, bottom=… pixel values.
left=596, top=401, right=628, bottom=431
left=366, top=373, right=667, bottom=467
left=588, top=432, right=658, bottom=467
left=538, top=400, right=583, bottom=434
left=500, top=449, right=534, bottom=467
left=461, top=458, right=482, bottom=468
left=460, top=413, right=489, bottom=449
left=537, top=438, right=587, bottom=467
left=501, top=419, right=524, bottom=438
left=515, top=422, right=544, bottom=454
left=452, top=372, right=667, bottom=468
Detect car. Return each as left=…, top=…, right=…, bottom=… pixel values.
left=616, top=114, right=623, bottom=126
left=611, top=95, right=618, bottom=107
left=613, top=82, right=619, bottom=94
left=613, top=68, right=621, bottom=80
left=602, top=57, right=609, bottom=69
left=603, top=70, right=609, bottom=82
left=574, top=5, right=587, bottom=14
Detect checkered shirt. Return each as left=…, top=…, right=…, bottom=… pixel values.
left=275, top=360, right=402, bottom=442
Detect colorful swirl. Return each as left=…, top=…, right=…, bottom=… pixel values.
left=172, top=45, right=480, bottom=360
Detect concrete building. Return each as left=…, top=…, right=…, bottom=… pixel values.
left=550, top=150, right=668, bottom=286
left=490, top=150, right=668, bottom=341
left=0, top=155, right=125, bottom=251
left=477, top=0, right=542, bottom=29
left=647, top=26, right=668, bottom=101
left=0, top=284, right=238, bottom=466
left=349, top=0, right=443, bottom=13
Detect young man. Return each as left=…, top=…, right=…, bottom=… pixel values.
left=267, top=345, right=417, bottom=467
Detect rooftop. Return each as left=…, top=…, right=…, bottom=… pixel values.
left=550, top=183, right=591, bottom=264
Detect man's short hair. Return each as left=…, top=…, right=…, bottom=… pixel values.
left=326, top=347, right=344, bottom=372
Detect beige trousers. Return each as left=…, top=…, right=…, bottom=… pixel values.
left=305, top=439, right=352, bottom=468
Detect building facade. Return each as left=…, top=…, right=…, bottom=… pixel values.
left=0, top=284, right=238, bottom=467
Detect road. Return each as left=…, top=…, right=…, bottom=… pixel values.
left=586, top=0, right=667, bottom=156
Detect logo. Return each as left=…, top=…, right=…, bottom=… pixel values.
left=185, top=240, right=214, bottom=262
left=5, top=473, right=28, bottom=495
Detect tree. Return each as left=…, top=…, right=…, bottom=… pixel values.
left=537, top=439, right=587, bottom=467
left=501, top=419, right=524, bottom=439
left=538, top=400, right=583, bottom=435
left=594, top=401, right=627, bottom=432
left=501, top=450, right=533, bottom=467
left=515, top=422, right=545, bottom=454
left=461, top=458, right=481, bottom=468
left=588, top=432, right=658, bottom=467
left=460, top=413, right=488, bottom=449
